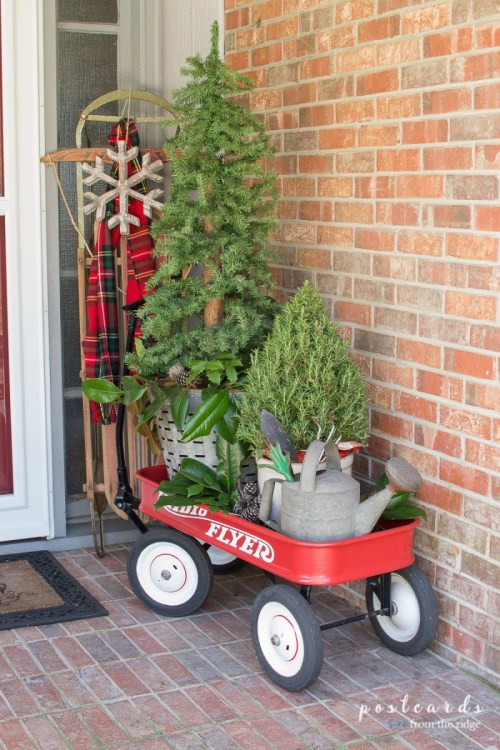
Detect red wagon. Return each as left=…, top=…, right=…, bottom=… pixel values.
left=125, top=465, right=438, bottom=692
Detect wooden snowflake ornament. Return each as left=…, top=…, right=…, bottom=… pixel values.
left=82, top=140, right=164, bottom=235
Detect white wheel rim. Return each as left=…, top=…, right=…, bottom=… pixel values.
left=136, top=542, right=199, bottom=606
left=207, top=546, right=238, bottom=567
left=257, top=601, right=305, bottom=677
left=373, top=574, right=420, bottom=642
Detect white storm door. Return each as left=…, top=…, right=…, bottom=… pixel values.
left=0, top=0, right=52, bottom=542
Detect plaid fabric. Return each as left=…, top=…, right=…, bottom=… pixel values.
left=82, top=119, right=156, bottom=424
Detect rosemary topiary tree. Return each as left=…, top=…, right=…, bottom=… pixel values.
left=237, top=281, right=369, bottom=454
left=128, top=21, right=278, bottom=379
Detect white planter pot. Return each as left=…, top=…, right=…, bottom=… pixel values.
left=257, top=452, right=353, bottom=525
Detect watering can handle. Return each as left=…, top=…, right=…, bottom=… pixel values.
left=258, top=478, right=282, bottom=524
left=299, top=440, right=324, bottom=492
left=325, top=440, right=342, bottom=471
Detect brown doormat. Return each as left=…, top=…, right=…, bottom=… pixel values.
left=0, top=551, right=108, bottom=630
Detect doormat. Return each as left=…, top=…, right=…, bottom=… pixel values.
left=0, top=550, right=108, bottom=631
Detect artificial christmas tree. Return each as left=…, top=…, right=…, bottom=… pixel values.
left=128, top=21, right=278, bottom=379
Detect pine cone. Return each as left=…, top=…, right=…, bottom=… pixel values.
left=168, top=363, right=187, bottom=385
left=241, top=481, right=258, bottom=502
left=233, top=482, right=261, bottom=523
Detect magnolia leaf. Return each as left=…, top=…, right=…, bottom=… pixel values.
left=136, top=390, right=168, bottom=426
left=179, top=458, right=220, bottom=490
left=171, top=390, right=190, bottom=431
left=214, top=411, right=238, bottom=443
left=386, top=490, right=413, bottom=509
left=181, top=390, right=230, bottom=442
left=225, top=366, right=238, bottom=383
left=82, top=378, right=123, bottom=404
left=382, top=504, right=427, bottom=520
left=121, top=376, right=147, bottom=405
left=216, top=435, right=245, bottom=492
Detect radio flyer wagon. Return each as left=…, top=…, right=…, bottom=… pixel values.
left=119, top=462, right=438, bottom=692
left=110, top=304, right=438, bottom=692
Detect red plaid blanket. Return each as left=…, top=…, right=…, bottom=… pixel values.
left=82, top=119, right=156, bottom=424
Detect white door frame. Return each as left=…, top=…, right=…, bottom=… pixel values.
left=0, top=0, right=53, bottom=542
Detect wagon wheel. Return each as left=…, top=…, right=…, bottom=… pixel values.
left=251, top=584, right=323, bottom=691
left=127, top=528, right=213, bottom=616
left=365, top=563, right=438, bottom=656
left=200, top=542, right=246, bottom=574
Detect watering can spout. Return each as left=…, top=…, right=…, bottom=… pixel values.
left=355, top=457, right=423, bottom=536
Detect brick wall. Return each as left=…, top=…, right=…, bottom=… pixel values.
left=225, top=0, right=499, bottom=685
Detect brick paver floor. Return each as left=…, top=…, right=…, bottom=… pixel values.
left=0, top=543, right=498, bottom=750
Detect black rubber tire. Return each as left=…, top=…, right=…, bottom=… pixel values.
left=204, top=545, right=247, bottom=575
left=251, top=584, right=323, bottom=692
left=127, top=528, right=213, bottom=617
left=365, top=563, right=438, bottom=656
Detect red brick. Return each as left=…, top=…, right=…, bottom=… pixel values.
left=317, top=177, right=353, bottom=197
left=225, top=50, right=250, bottom=71
left=378, top=148, right=420, bottom=172
left=461, top=550, right=499, bottom=587
left=378, top=38, right=420, bottom=66
left=372, top=359, right=415, bottom=388
left=336, top=0, right=376, bottom=23
left=282, top=176, right=315, bottom=197
left=468, top=264, right=500, bottom=291
left=445, top=348, right=495, bottom=379
left=423, top=87, right=472, bottom=114
left=320, top=226, right=354, bottom=248
left=336, top=45, right=375, bottom=73
left=476, top=22, right=500, bottom=48
left=357, top=69, right=399, bottom=96
left=378, top=93, right=421, bottom=119
left=396, top=174, right=444, bottom=198
left=373, top=254, right=416, bottom=280
left=317, top=25, right=356, bottom=52
left=433, top=204, right=471, bottom=229
left=251, top=0, right=282, bottom=23
left=355, top=175, right=395, bottom=198
left=398, top=231, right=443, bottom=256
left=266, top=16, right=299, bottom=41
left=355, top=278, right=395, bottom=304
left=398, top=284, right=443, bottom=312
left=420, top=480, right=463, bottom=514
left=397, top=339, right=442, bottom=368
left=415, top=425, right=462, bottom=458
left=226, top=8, right=249, bottom=30
left=440, top=406, right=492, bottom=439
left=440, top=460, right=490, bottom=495
left=445, top=291, right=497, bottom=321
left=417, top=259, right=466, bottom=287
left=403, top=118, right=448, bottom=143
left=298, top=201, right=333, bottom=221
left=402, top=3, right=450, bottom=33
left=251, top=89, right=283, bottom=110
left=336, top=99, right=375, bottom=123
left=402, top=59, right=447, bottom=89
left=319, top=127, right=356, bottom=150
left=447, top=233, right=498, bottom=261
left=475, top=81, right=500, bottom=110
left=355, top=228, right=395, bottom=251
left=354, top=328, right=396, bottom=355
left=297, top=248, right=331, bottom=269
left=451, top=112, right=500, bottom=140
left=371, top=411, right=414, bottom=441
left=476, top=205, right=500, bottom=231
left=424, top=28, right=472, bottom=57
left=282, top=222, right=315, bottom=244
left=335, top=201, right=374, bottom=224
left=299, top=104, right=333, bottom=127
left=417, top=370, right=464, bottom=402
left=359, top=14, right=400, bottom=43
left=366, top=381, right=393, bottom=408
left=395, top=392, right=438, bottom=422
left=334, top=301, right=372, bottom=325
left=466, top=382, right=500, bottom=411
left=447, top=175, right=498, bottom=201
left=377, top=202, right=420, bottom=226
left=358, top=124, right=399, bottom=146
left=466, top=439, right=500, bottom=472
left=469, top=324, right=500, bottom=351
left=299, top=56, right=331, bottom=79
left=336, top=151, right=375, bottom=173
left=451, top=50, right=500, bottom=82
left=319, top=74, right=355, bottom=100
left=423, top=146, right=472, bottom=171
left=283, top=81, right=317, bottom=106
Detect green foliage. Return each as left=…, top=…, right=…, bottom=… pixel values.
left=237, top=281, right=369, bottom=453
left=187, top=353, right=243, bottom=386
left=127, top=20, right=278, bottom=378
left=154, top=434, right=246, bottom=514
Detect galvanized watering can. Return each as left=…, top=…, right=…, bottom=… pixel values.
left=259, top=439, right=422, bottom=543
